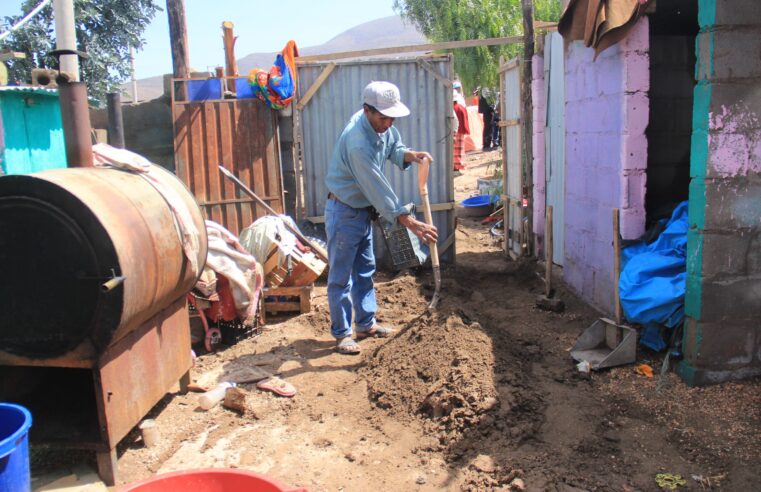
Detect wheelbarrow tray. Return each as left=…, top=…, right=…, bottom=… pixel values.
left=570, top=318, right=637, bottom=370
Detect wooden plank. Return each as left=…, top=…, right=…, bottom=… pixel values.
left=296, top=36, right=524, bottom=63
left=295, top=62, right=336, bottom=111
left=188, top=104, right=206, bottom=211
left=499, top=118, right=520, bottom=127
left=304, top=201, right=456, bottom=224
left=417, top=58, right=453, bottom=88
left=498, top=59, right=519, bottom=73
left=198, top=196, right=282, bottom=207
left=218, top=102, right=236, bottom=229
left=522, top=0, right=535, bottom=257
left=203, top=102, right=222, bottom=225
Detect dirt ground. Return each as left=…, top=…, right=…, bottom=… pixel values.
left=32, top=150, right=761, bottom=491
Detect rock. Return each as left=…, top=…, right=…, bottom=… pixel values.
left=510, top=478, right=526, bottom=490
left=471, top=454, right=496, bottom=473
left=416, top=475, right=427, bottom=485
left=278, top=359, right=302, bottom=372
left=345, top=453, right=356, bottom=462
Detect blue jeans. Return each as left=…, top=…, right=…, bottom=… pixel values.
left=325, top=197, right=377, bottom=340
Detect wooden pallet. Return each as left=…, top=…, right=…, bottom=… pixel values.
left=261, top=285, right=313, bottom=322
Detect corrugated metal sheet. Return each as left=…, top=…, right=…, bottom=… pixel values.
left=297, top=56, right=456, bottom=263
left=500, top=59, right=523, bottom=256
left=172, top=96, right=284, bottom=237
left=545, top=33, right=566, bottom=265
left=0, top=89, right=67, bottom=175
left=0, top=86, right=59, bottom=96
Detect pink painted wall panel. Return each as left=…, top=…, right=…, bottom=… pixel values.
left=562, top=17, right=650, bottom=314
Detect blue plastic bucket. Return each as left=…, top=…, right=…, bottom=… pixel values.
left=0, top=403, right=33, bottom=492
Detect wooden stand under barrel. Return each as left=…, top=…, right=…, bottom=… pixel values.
left=0, top=298, right=192, bottom=485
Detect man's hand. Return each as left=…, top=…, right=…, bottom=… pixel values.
left=398, top=214, right=438, bottom=244
left=404, top=150, right=434, bottom=164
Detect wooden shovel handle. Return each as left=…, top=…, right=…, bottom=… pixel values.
left=417, top=158, right=439, bottom=268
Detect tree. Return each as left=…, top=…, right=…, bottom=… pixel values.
left=1, top=0, right=160, bottom=104
left=393, top=0, right=562, bottom=96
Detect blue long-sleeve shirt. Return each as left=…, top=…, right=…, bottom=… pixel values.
left=325, top=110, right=413, bottom=223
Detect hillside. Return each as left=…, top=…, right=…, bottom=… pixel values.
left=123, top=15, right=427, bottom=102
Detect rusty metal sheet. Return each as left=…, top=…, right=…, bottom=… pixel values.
left=172, top=94, right=284, bottom=236
left=97, top=298, right=191, bottom=448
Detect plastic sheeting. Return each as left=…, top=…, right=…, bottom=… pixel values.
left=619, top=201, right=688, bottom=350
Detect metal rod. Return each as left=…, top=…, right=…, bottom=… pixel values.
left=218, top=166, right=329, bottom=263
left=101, top=276, right=126, bottom=292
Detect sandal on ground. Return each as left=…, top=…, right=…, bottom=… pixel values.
left=336, top=337, right=361, bottom=354
left=256, top=376, right=297, bottom=397
left=356, top=325, right=395, bottom=339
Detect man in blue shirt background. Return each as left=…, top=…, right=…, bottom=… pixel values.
left=325, top=81, right=438, bottom=354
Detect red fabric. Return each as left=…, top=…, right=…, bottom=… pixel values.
left=454, top=133, right=465, bottom=170
left=464, top=106, right=483, bottom=152
left=454, top=103, right=470, bottom=135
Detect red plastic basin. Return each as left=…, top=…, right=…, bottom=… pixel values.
left=119, top=469, right=307, bottom=492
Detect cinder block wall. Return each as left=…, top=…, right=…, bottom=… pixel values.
left=678, top=0, right=761, bottom=385
left=91, top=97, right=175, bottom=171
left=646, top=35, right=695, bottom=218
left=563, top=18, right=650, bottom=313
left=532, top=52, right=546, bottom=257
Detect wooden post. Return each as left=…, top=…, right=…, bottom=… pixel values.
left=166, top=0, right=189, bottom=100
left=521, top=0, right=535, bottom=256
left=545, top=206, right=553, bottom=297
left=613, top=208, right=622, bottom=325
left=222, top=21, right=238, bottom=96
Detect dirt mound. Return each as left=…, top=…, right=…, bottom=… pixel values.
left=364, top=311, right=498, bottom=434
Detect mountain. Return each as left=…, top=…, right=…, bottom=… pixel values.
left=123, top=15, right=427, bottom=103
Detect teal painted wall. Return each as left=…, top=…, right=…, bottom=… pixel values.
left=0, top=91, right=67, bottom=175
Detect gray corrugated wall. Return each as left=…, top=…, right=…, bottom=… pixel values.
left=502, top=61, right=523, bottom=255
left=297, top=56, right=455, bottom=265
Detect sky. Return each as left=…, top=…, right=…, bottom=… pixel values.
left=0, top=0, right=398, bottom=79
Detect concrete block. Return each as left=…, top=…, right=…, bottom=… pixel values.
left=622, top=171, right=647, bottom=211
left=700, top=277, right=761, bottom=323
left=684, top=272, right=703, bottom=319
left=701, top=229, right=761, bottom=278
left=622, top=133, right=648, bottom=171
left=598, top=95, right=625, bottom=132
left=532, top=54, right=544, bottom=79
left=714, top=2, right=761, bottom=27
left=621, top=16, right=649, bottom=52
left=708, top=131, right=757, bottom=177
left=563, top=260, right=585, bottom=296
left=703, top=178, right=761, bottom=230
left=623, top=51, right=650, bottom=93
left=713, top=29, right=761, bottom=80
left=695, top=32, right=713, bottom=82
left=619, top=206, right=646, bottom=241
left=686, top=320, right=761, bottom=367
left=623, top=93, right=650, bottom=135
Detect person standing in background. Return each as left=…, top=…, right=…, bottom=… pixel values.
left=477, top=88, right=495, bottom=150
left=452, top=82, right=470, bottom=174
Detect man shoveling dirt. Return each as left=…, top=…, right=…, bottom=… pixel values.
left=324, top=81, right=438, bottom=354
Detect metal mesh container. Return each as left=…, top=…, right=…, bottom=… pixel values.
left=380, top=221, right=428, bottom=270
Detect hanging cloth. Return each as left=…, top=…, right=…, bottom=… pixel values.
left=248, top=40, right=299, bottom=109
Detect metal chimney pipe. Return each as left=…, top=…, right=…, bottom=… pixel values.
left=52, top=0, right=79, bottom=81
left=106, top=92, right=125, bottom=149
left=58, top=81, right=93, bottom=167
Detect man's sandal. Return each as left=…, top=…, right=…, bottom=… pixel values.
left=356, top=325, right=395, bottom=340
left=336, top=337, right=361, bottom=355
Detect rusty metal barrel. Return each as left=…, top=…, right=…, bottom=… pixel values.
left=0, top=165, right=208, bottom=358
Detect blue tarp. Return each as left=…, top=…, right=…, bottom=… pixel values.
left=619, top=201, right=688, bottom=350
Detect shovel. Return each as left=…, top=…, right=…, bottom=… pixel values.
left=417, top=157, right=441, bottom=310
left=570, top=208, right=637, bottom=370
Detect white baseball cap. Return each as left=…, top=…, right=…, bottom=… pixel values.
left=363, top=81, right=410, bottom=118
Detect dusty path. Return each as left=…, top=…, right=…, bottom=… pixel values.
left=32, top=150, right=761, bottom=491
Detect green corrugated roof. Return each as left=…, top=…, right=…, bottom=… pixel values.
left=0, top=85, right=59, bottom=97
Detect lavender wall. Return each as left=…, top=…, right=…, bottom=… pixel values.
left=563, top=18, right=650, bottom=313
